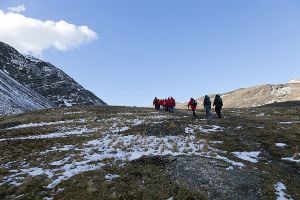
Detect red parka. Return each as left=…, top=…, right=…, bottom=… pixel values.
left=188, top=99, right=197, bottom=110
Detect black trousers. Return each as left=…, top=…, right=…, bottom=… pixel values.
left=215, top=106, right=222, bottom=118
left=192, top=109, right=196, bottom=116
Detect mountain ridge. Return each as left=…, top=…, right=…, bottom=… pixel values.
left=177, top=81, right=300, bottom=109
left=0, top=41, right=107, bottom=107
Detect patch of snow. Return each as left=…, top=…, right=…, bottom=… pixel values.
left=4, top=120, right=82, bottom=130
left=274, top=182, right=293, bottom=200
left=185, top=127, right=194, bottom=134
left=63, top=99, right=72, bottom=107
left=40, top=145, right=76, bottom=154
left=288, top=79, right=300, bottom=84
left=256, top=113, right=265, bottom=117
left=236, top=126, right=243, bottom=130
left=50, top=157, right=71, bottom=166
left=47, top=161, right=105, bottom=188
left=199, top=125, right=223, bottom=133
left=167, top=197, right=174, bottom=200
left=3, top=68, right=10, bottom=75
left=232, top=151, right=260, bottom=163
left=1, top=128, right=97, bottom=141
left=209, top=141, right=223, bottom=144
left=215, top=155, right=245, bottom=167
left=282, top=153, right=300, bottom=164
left=105, top=174, right=120, bottom=181
left=111, top=126, right=130, bottom=133
left=127, top=119, right=144, bottom=126
left=226, top=166, right=233, bottom=170
left=143, top=115, right=167, bottom=119
left=279, top=121, right=300, bottom=125
left=43, top=197, right=53, bottom=200
left=63, top=111, right=83, bottom=115
left=275, top=143, right=287, bottom=148
left=118, top=112, right=133, bottom=115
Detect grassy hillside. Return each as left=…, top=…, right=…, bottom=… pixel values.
left=0, top=106, right=299, bottom=199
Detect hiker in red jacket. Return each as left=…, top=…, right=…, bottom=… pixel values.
left=159, top=99, right=164, bottom=109
left=164, top=99, right=168, bottom=112
left=170, top=97, right=176, bottom=112
left=188, top=98, right=197, bottom=117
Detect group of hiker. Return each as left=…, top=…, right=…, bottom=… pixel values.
left=153, top=95, right=223, bottom=118
left=188, top=95, right=223, bottom=118
left=153, top=97, right=176, bottom=113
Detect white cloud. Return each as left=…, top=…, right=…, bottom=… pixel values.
left=7, top=4, right=26, bottom=13
left=0, top=9, right=98, bottom=55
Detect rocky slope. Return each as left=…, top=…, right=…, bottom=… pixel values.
left=0, top=69, right=53, bottom=115
left=0, top=41, right=106, bottom=107
left=177, top=81, right=300, bottom=109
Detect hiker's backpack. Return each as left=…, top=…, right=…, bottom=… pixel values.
left=192, top=100, right=197, bottom=106
left=215, top=97, right=223, bottom=106
left=204, top=98, right=211, bottom=105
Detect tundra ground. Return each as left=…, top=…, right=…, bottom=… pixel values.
left=0, top=105, right=299, bottom=200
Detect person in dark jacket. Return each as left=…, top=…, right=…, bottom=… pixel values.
left=203, top=95, right=211, bottom=118
left=164, top=99, right=168, bottom=112
left=188, top=98, right=197, bottom=117
left=153, top=97, right=160, bottom=110
left=213, top=94, right=223, bottom=118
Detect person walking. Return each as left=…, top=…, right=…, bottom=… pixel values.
left=188, top=98, right=197, bottom=117
left=170, top=97, right=176, bottom=113
left=213, top=94, right=223, bottom=118
left=203, top=95, right=211, bottom=118
left=159, top=99, right=164, bottom=110
left=164, top=99, right=168, bottom=112
left=153, top=97, right=160, bottom=110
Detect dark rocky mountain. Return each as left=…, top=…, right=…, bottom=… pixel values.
left=0, top=69, right=54, bottom=115
left=0, top=41, right=107, bottom=107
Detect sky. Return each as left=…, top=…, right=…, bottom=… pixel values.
left=0, top=0, right=300, bottom=106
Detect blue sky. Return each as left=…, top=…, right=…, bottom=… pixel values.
left=1, top=0, right=300, bottom=106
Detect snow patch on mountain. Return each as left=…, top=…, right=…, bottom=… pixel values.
left=0, top=69, right=53, bottom=115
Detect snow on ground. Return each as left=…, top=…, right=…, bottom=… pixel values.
left=0, top=128, right=97, bottom=141
left=105, top=174, right=120, bottom=182
left=199, top=125, right=223, bottom=133
left=1, top=131, right=244, bottom=188
left=185, top=127, right=194, bottom=134
left=256, top=113, right=265, bottom=117
left=274, top=182, right=293, bottom=200
left=232, top=151, right=260, bottom=163
left=275, top=143, right=287, bottom=148
left=282, top=153, right=300, bottom=164
left=0, top=113, right=246, bottom=191
left=279, top=121, right=300, bottom=125
left=63, top=111, right=84, bottom=115
left=4, top=119, right=85, bottom=130
left=63, top=99, right=72, bottom=107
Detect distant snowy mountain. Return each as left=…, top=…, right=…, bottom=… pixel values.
left=0, top=70, right=53, bottom=115
left=177, top=81, right=300, bottom=109
left=288, top=79, right=300, bottom=84
left=0, top=41, right=107, bottom=107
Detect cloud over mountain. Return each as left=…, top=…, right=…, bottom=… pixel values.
left=0, top=8, right=98, bottom=55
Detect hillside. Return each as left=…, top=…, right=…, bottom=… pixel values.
left=177, top=81, right=300, bottom=109
left=0, top=106, right=299, bottom=199
left=0, top=42, right=107, bottom=107
left=0, top=70, right=53, bottom=115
